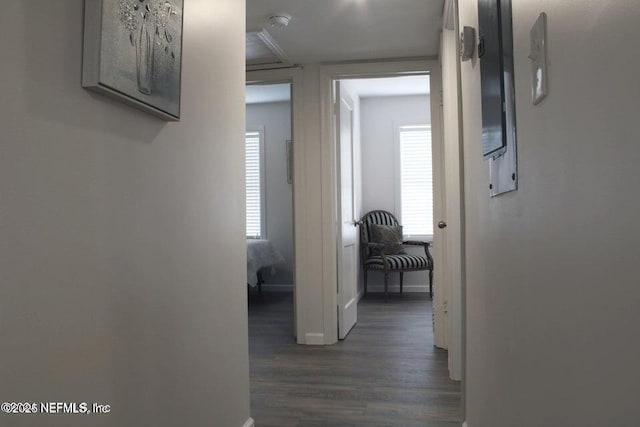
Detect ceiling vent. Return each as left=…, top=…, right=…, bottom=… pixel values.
left=246, top=28, right=291, bottom=71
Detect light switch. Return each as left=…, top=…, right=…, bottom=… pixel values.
left=529, top=13, right=548, bottom=105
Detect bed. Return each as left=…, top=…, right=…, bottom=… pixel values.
left=247, top=239, right=286, bottom=293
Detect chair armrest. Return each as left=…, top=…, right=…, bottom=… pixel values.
left=402, top=240, right=429, bottom=247
left=402, top=240, right=433, bottom=267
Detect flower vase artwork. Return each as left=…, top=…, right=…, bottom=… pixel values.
left=119, top=0, right=177, bottom=95
left=82, top=0, right=184, bottom=120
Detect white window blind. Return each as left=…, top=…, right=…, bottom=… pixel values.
left=398, top=125, right=433, bottom=237
left=245, top=131, right=264, bottom=238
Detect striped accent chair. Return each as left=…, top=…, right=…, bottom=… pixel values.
left=359, top=210, right=433, bottom=299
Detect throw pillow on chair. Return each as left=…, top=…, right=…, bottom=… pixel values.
left=369, top=224, right=406, bottom=256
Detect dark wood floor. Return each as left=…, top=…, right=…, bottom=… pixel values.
left=248, top=291, right=462, bottom=427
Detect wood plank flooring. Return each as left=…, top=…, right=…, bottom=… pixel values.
left=248, top=292, right=462, bottom=427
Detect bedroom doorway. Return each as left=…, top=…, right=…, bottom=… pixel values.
left=333, top=74, right=434, bottom=334
left=322, top=59, right=464, bottom=384
left=245, top=81, right=296, bottom=340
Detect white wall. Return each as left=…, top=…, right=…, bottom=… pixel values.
left=458, top=1, right=640, bottom=426
left=246, top=101, right=294, bottom=287
left=0, top=1, right=251, bottom=426
left=360, top=95, right=432, bottom=292
left=294, top=64, right=327, bottom=343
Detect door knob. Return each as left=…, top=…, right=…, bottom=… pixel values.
left=438, top=221, right=447, bottom=229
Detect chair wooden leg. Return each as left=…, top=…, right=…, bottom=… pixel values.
left=384, top=271, right=389, bottom=302
left=400, top=272, right=404, bottom=294
left=428, top=269, right=433, bottom=298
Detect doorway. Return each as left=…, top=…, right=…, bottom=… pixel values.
left=333, top=74, right=433, bottom=339
left=245, top=82, right=296, bottom=338
left=318, top=59, right=463, bottom=385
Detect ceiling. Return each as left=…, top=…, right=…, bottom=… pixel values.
left=246, top=0, right=445, bottom=64
left=346, top=75, right=430, bottom=98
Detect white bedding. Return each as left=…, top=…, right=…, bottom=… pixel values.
left=247, top=239, right=285, bottom=286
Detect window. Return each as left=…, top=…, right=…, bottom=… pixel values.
left=246, top=130, right=265, bottom=238
left=396, top=124, right=433, bottom=237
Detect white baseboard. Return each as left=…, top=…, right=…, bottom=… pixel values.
left=366, top=285, right=430, bottom=293
left=242, top=417, right=255, bottom=427
left=305, top=332, right=325, bottom=345
left=261, top=283, right=293, bottom=292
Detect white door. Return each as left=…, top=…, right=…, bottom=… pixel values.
left=440, top=9, right=464, bottom=381
left=336, top=82, right=358, bottom=339
left=431, top=68, right=448, bottom=350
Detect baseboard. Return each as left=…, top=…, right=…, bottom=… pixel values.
left=261, top=283, right=293, bottom=292
left=305, top=332, right=325, bottom=345
left=242, top=417, right=255, bottom=427
left=366, top=285, right=430, bottom=293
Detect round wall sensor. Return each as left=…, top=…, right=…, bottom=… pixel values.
left=267, top=13, right=292, bottom=28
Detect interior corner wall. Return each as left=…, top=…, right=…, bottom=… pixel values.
left=0, top=1, right=250, bottom=426
left=458, top=1, right=640, bottom=426
left=360, top=95, right=432, bottom=292
left=246, top=101, right=294, bottom=287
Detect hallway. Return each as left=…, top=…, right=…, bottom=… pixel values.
left=249, top=292, right=461, bottom=426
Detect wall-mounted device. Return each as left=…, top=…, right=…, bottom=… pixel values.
left=460, top=26, right=476, bottom=61
left=478, top=0, right=518, bottom=196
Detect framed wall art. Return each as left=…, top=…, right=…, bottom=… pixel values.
left=82, top=0, right=184, bottom=121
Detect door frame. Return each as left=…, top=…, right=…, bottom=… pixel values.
left=319, top=59, right=445, bottom=345
left=246, top=67, right=304, bottom=341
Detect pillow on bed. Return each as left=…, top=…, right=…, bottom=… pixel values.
left=369, top=224, right=406, bottom=256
